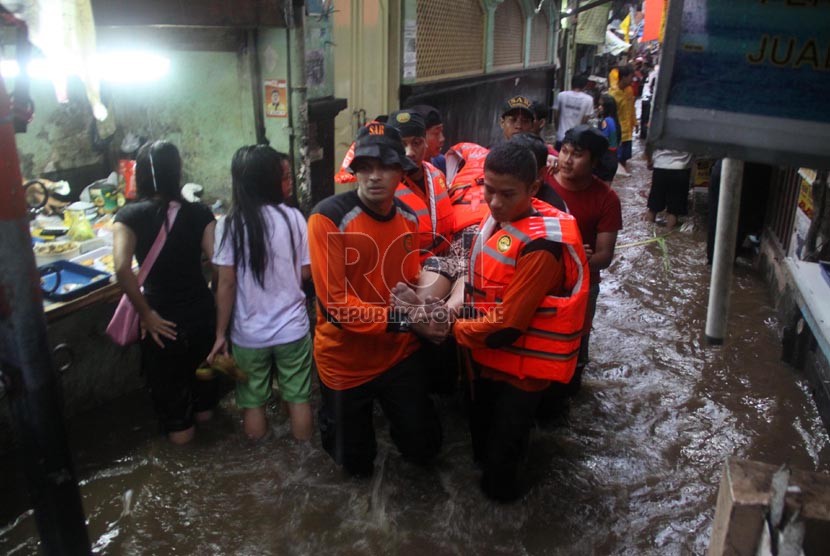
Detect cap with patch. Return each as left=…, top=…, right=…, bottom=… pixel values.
left=349, top=122, right=418, bottom=173
left=501, top=96, right=535, bottom=118
left=561, top=124, right=609, bottom=159
left=387, top=110, right=426, bottom=138
left=407, top=104, right=442, bottom=129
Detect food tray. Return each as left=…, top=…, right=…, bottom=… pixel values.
left=38, top=260, right=112, bottom=301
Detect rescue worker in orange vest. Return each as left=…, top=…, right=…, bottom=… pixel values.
left=413, top=134, right=569, bottom=317
left=386, top=109, right=455, bottom=263
left=453, top=142, right=589, bottom=501
left=309, top=122, right=443, bottom=477
left=408, top=104, right=447, bottom=173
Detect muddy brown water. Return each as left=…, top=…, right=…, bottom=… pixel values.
left=2, top=144, right=829, bottom=555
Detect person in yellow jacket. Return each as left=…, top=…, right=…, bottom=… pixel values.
left=608, top=64, right=637, bottom=174
left=454, top=143, right=589, bottom=501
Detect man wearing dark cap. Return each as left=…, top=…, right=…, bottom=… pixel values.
left=407, top=104, right=447, bottom=172
left=499, top=96, right=537, bottom=141
left=546, top=124, right=622, bottom=408
left=387, top=109, right=455, bottom=262
left=308, top=122, right=443, bottom=477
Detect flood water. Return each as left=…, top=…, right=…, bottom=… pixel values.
left=2, top=143, right=829, bottom=555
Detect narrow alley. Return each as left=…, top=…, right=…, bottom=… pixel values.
left=2, top=141, right=827, bottom=556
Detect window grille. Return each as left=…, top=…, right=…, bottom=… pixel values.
left=767, top=167, right=803, bottom=253
left=416, top=0, right=485, bottom=81
left=492, top=0, right=525, bottom=69
left=529, top=11, right=550, bottom=64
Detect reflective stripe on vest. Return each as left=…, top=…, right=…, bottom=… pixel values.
left=396, top=162, right=453, bottom=258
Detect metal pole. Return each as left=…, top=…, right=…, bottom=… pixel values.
left=286, top=0, right=311, bottom=214
left=0, top=80, right=91, bottom=554
left=705, top=158, right=744, bottom=345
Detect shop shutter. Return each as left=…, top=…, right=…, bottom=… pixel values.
left=492, top=0, right=525, bottom=69
left=528, top=11, right=550, bottom=65
left=416, top=0, right=485, bottom=81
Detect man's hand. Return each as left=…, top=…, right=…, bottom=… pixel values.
left=546, top=154, right=559, bottom=177
left=583, top=243, right=594, bottom=263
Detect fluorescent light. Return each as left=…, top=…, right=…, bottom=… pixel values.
left=0, top=60, right=19, bottom=78
left=0, top=59, right=60, bottom=80
left=93, top=52, right=171, bottom=83
left=0, top=52, right=170, bottom=83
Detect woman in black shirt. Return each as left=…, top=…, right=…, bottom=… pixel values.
left=113, top=141, right=218, bottom=444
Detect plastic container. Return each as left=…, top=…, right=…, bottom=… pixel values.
left=71, top=247, right=137, bottom=274
left=38, top=260, right=111, bottom=301
left=34, top=240, right=80, bottom=266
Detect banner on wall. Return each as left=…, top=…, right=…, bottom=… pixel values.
left=650, top=0, right=830, bottom=169
left=264, top=80, right=288, bottom=118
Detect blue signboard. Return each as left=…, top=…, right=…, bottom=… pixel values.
left=650, top=0, right=830, bottom=169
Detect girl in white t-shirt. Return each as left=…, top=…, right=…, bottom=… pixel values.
left=208, top=145, right=312, bottom=441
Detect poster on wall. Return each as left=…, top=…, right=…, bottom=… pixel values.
left=649, top=0, right=830, bottom=169
left=264, top=80, right=288, bottom=118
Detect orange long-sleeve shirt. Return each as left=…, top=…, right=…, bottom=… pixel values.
left=454, top=242, right=566, bottom=392
left=308, top=191, right=422, bottom=390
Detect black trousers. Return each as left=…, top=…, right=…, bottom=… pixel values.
left=318, top=351, right=443, bottom=477
left=141, top=318, right=219, bottom=433
left=647, top=168, right=692, bottom=216
left=469, top=377, right=544, bottom=502
left=640, top=99, right=651, bottom=139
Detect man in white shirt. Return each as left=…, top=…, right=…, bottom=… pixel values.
left=553, top=75, right=595, bottom=149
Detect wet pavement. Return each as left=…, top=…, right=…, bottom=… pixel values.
left=2, top=141, right=829, bottom=555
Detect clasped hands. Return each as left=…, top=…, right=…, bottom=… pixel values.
left=390, top=282, right=451, bottom=345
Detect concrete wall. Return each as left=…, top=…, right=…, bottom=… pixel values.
left=259, top=27, right=292, bottom=156
left=107, top=49, right=257, bottom=200
left=6, top=28, right=294, bottom=202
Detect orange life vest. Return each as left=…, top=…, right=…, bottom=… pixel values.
left=446, top=142, right=490, bottom=233
left=467, top=206, right=589, bottom=383
left=395, top=161, right=454, bottom=260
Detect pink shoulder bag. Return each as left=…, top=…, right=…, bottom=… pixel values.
left=106, top=202, right=181, bottom=346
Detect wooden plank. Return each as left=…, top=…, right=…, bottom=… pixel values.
left=708, top=458, right=830, bottom=556
left=44, top=282, right=122, bottom=324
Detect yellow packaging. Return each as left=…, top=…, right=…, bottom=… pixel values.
left=64, top=209, right=96, bottom=241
